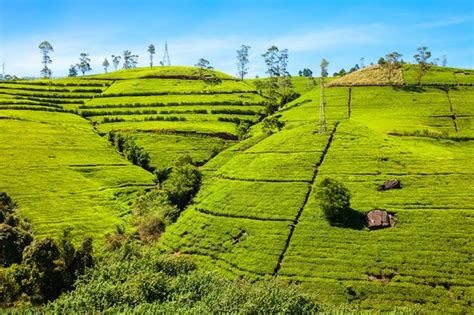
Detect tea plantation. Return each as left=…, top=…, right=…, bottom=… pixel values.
left=1, top=65, right=473, bottom=312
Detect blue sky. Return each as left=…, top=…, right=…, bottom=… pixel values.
left=1, top=0, right=473, bottom=77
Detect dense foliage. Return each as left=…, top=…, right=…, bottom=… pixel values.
left=43, top=245, right=318, bottom=314
left=1, top=65, right=473, bottom=313
left=108, top=131, right=152, bottom=171
left=0, top=193, right=93, bottom=306
left=317, top=178, right=352, bottom=225
left=0, top=193, right=33, bottom=267
left=127, top=155, right=201, bottom=243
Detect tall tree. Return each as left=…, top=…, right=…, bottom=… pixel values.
left=123, top=50, right=139, bottom=69
left=385, top=52, right=403, bottom=83
left=262, top=46, right=280, bottom=78
left=236, top=45, right=250, bottom=80
left=441, top=55, right=447, bottom=67
left=102, top=58, right=110, bottom=73
left=359, top=57, right=365, bottom=68
left=195, top=58, right=213, bottom=77
left=68, top=65, right=78, bottom=77
left=261, top=46, right=295, bottom=112
left=414, top=46, right=431, bottom=85
left=111, top=55, right=121, bottom=71
left=278, top=48, right=289, bottom=76
left=300, top=68, right=313, bottom=77
left=148, top=44, right=156, bottom=68
left=319, top=59, right=329, bottom=135
left=77, top=53, right=92, bottom=76
left=38, top=41, right=54, bottom=78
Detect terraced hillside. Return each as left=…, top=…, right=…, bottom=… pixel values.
left=0, top=66, right=267, bottom=239
left=159, top=66, right=474, bottom=312
left=1, top=65, right=473, bottom=312
left=79, top=67, right=266, bottom=168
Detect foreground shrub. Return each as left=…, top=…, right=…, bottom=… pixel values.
left=317, top=178, right=352, bottom=225
left=0, top=223, right=32, bottom=267
left=45, top=246, right=317, bottom=313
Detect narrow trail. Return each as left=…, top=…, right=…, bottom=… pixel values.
left=445, top=89, right=458, bottom=132
left=272, top=122, right=340, bottom=276
left=347, top=87, right=352, bottom=118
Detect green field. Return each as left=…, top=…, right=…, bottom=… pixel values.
left=1, top=65, right=473, bottom=312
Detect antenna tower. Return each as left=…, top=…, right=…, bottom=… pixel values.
left=319, top=79, right=327, bottom=134
left=162, top=41, right=171, bottom=66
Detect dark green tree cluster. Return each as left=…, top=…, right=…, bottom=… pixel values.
left=0, top=193, right=93, bottom=306
left=333, top=68, right=347, bottom=77
left=108, top=131, right=151, bottom=171
left=298, top=68, right=313, bottom=77
left=317, top=178, right=352, bottom=225
left=163, top=155, right=202, bottom=210
left=0, top=192, right=32, bottom=267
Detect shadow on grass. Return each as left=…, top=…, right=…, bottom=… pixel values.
left=328, top=208, right=366, bottom=230
left=393, top=85, right=425, bottom=93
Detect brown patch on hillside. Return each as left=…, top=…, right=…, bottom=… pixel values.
left=328, top=65, right=404, bottom=86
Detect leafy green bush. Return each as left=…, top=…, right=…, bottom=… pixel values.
left=317, top=178, right=352, bottom=225
left=262, top=115, right=285, bottom=135
left=163, top=158, right=202, bottom=210
left=1, top=229, right=93, bottom=306
left=44, top=245, right=317, bottom=314
left=0, top=192, right=33, bottom=267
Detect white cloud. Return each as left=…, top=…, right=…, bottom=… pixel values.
left=1, top=21, right=384, bottom=78
left=415, top=16, right=472, bottom=29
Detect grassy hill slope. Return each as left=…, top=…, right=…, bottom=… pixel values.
left=1, top=65, right=473, bottom=312
left=159, top=66, right=474, bottom=312
left=0, top=109, right=155, bottom=240
left=0, top=66, right=267, bottom=239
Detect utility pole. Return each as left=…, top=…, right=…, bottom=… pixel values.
left=162, top=41, right=171, bottom=66
left=319, top=59, right=329, bottom=134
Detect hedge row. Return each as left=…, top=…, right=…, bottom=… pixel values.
left=5, top=80, right=111, bottom=87
left=80, top=100, right=266, bottom=109
left=99, top=90, right=257, bottom=98
left=217, top=117, right=256, bottom=124
left=0, top=86, right=103, bottom=93
left=0, top=91, right=97, bottom=99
